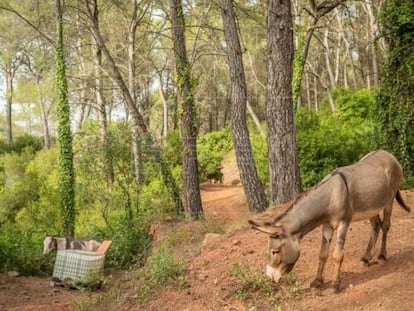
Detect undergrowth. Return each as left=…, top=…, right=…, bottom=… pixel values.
left=136, top=244, right=188, bottom=302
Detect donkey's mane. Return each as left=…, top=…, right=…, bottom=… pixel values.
left=272, top=173, right=337, bottom=224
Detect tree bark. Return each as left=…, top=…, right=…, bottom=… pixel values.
left=157, top=72, right=169, bottom=139
left=169, top=0, right=203, bottom=219
left=5, top=69, right=13, bottom=144
left=220, top=0, right=267, bottom=213
left=127, top=0, right=145, bottom=185
left=266, top=0, right=301, bottom=205
left=36, top=79, right=51, bottom=149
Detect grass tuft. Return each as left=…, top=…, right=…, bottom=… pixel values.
left=231, top=262, right=302, bottom=310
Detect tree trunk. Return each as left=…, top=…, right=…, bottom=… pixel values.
left=364, top=1, right=380, bottom=87
left=324, top=29, right=337, bottom=90
left=36, top=80, right=51, bottom=149
left=89, top=0, right=115, bottom=188
left=127, top=0, right=144, bottom=185
left=246, top=100, right=266, bottom=138
left=94, top=45, right=115, bottom=188
left=5, top=70, right=13, bottom=144
left=266, top=0, right=301, bottom=205
left=169, top=0, right=203, bottom=219
left=157, top=72, right=169, bottom=139
left=221, top=0, right=267, bottom=213
left=55, top=0, right=75, bottom=238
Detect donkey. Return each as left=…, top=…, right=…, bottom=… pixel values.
left=249, top=150, right=411, bottom=292
left=43, top=234, right=101, bottom=255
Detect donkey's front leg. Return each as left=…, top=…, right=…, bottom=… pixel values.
left=332, top=221, right=350, bottom=292
left=310, top=224, right=333, bottom=288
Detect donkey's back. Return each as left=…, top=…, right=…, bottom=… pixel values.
left=326, top=150, right=409, bottom=221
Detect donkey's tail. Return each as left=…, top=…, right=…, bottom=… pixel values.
left=396, top=190, right=411, bottom=212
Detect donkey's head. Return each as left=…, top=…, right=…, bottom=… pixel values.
left=249, top=219, right=300, bottom=283
left=43, top=234, right=57, bottom=255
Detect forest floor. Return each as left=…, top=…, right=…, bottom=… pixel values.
left=2, top=154, right=414, bottom=311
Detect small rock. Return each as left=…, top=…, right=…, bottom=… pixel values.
left=201, top=233, right=221, bottom=251
left=197, top=273, right=208, bottom=281
left=242, top=249, right=254, bottom=256
left=7, top=271, right=19, bottom=277
left=232, top=239, right=241, bottom=246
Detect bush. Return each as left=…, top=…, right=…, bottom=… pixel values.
left=134, top=244, right=188, bottom=303
left=197, top=128, right=233, bottom=182
left=296, top=88, right=375, bottom=188
left=103, top=214, right=152, bottom=269
left=147, top=246, right=186, bottom=285
left=0, top=134, right=43, bottom=155
left=251, top=132, right=268, bottom=186
left=0, top=225, right=52, bottom=275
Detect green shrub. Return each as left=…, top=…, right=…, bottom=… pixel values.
left=147, top=246, right=186, bottom=285
left=0, top=135, right=43, bottom=155
left=251, top=132, right=269, bottom=186
left=135, top=245, right=188, bottom=302
left=0, top=225, right=53, bottom=275
left=296, top=88, right=374, bottom=188
left=197, top=128, right=232, bottom=181
left=98, top=212, right=152, bottom=270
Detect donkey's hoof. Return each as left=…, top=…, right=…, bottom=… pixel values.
left=378, top=255, right=386, bottom=265
left=310, top=278, right=323, bottom=288
left=330, top=285, right=341, bottom=294
left=359, top=258, right=369, bottom=267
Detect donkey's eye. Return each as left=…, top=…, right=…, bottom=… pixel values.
left=271, top=248, right=280, bottom=256
left=270, top=233, right=280, bottom=239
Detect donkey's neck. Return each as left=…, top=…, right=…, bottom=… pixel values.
left=281, top=187, right=331, bottom=240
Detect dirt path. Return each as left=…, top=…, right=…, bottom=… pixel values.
left=2, top=157, right=414, bottom=310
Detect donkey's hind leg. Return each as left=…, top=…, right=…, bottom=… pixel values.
left=378, top=204, right=393, bottom=263
left=360, top=215, right=381, bottom=266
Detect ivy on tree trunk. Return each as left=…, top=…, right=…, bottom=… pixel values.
left=375, top=0, right=414, bottom=175
left=55, top=0, right=75, bottom=238
left=169, top=0, right=203, bottom=219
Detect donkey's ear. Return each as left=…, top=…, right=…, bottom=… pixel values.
left=248, top=219, right=274, bottom=227
left=248, top=219, right=283, bottom=235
